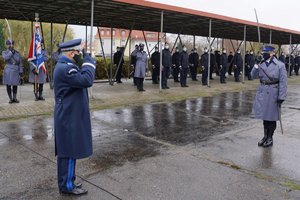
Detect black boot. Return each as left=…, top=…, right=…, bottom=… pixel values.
left=8, top=93, right=13, bottom=104
left=12, top=93, right=19, bottom=103
left=34, top=92, right=39, bottom=101
left=38, top=84, right=45, bottom=100
left=262, top=129, right=274, bottom=147
left=258, top=128, right=268, bottom=146
left=6, top=85, right=13, bottom=104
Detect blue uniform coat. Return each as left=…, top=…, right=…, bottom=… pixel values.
left=134, top=51, right=148, bottom=78
left=53, top=55, right=95, bottom=159
left=251, top=57, right=287, bottom=121
left=2, top=49, right=23, bottom=85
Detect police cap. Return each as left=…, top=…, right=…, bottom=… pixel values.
left=262, top=45, right=275, bottom=52
left=59, top=38, right=82, bottom=52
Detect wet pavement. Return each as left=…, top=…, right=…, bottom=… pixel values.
left=1, top=82, right=300, bottom=199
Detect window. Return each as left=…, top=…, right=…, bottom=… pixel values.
left=121, top=30, right=126, bottom=36
left=101, top=30, right=104, bottom=35
left=146, top=33, right=155, bottom=38
left=113, top=30, right=116, bottom=36
left=106, top=30, right=110, bottom=35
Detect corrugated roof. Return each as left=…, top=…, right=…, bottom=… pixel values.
left=0, top=0, right=299, bottom=44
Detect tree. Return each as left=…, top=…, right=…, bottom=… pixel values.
left=0, top=19, right=74, bottom=57
left=0, top=21, right=5, bottom=52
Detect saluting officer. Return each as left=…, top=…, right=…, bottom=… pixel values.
left=172, top=47, right=180, bottom=82
left=219, top=48, right=228, bottom=84
left=179, top=45, right=189, bottom=87
left=134, top=43, right=148, bottom=91
left=200, top=47, right=209, bottom=86
left=151, top=46, right=160, bottom=84
left=53, top=39, right=96, bottom=195
left=113, top=46, right=124, bottom=83
left=2, top=40, right=23, bottom=103
left=162, top=43, right=172, bottom=89
left=233, top=49, right=243, bottom=82
left=251, top=45, right=287, bottom=147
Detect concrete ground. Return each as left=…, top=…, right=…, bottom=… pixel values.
left=1, top=75, right=300, bottom=200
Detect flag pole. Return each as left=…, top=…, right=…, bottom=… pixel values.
left=34, top=13, right=39, bottom=100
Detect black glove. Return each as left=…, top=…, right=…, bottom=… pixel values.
left=277, top=99, right=284, bottom=105
left=32, top=69, right=38, bottom=75
left=256, top=56, right=263, bottom=64
left=19, top=78, right=24, bottom=85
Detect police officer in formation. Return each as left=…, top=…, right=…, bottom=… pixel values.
left=134, top=43, right=148, bottom=91
left=28, top=48, right=48, bottom=101
left=172, top=47, right=180, bottom=82
left=53, top=38, right=96, bottom=195
left=189, top=48, right=199, bottom=81
left=245, top=50, right=255, bottom=80
left=113, top=46, right=124, bottom=83
left=285, top=53, right=295, bottom=76
left=215, top=50, right=221, bottom=76
left=151, top=46, right=160, bottom=84
left=2, top=40, right=23, bottom=103
left=130, top=44, right=139, bottom=85
left=294, top=52, right=300, bottom=75
left=219, top=48, right=227, bottom=84
left=179, top=45, right=189, bottom=87
left=278, top=52, right=285, bottom=63
left=162, top=43, right=172, bottom=89
left=200, top=47, right=209, bottom=86
left=209, top=48, right=215, bottom=80
left=233, top=49, right=243, bottom=82
left=251, top=45, right=287, bottom=148
left=227, top=51, right=234, bottom=76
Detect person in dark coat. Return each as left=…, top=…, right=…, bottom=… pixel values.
left=179, top=46, right=189, bottom=87
left=2, top=40, right=23, bottom=103
left=162, top=44, right=172, bottom=89
left=151, top=46, right=160, bottom=84
left=189, top=48, right=199, bottom=81
left=278, top=52, right=285, bottom=63
left=172, top=47, right=180, bottom=82
left=233, top=49, right=243, bottom=82
left=113, top=46, right=124, bottom=83
left=244, top=51, right=250, bottom=78
left=219, top=48, right=228, bottom=84
left=134, top=43, right=148, bottom=91
left=285, top=54, right=295, bottom=76
left=215, top=50, right=221, bottom=76
left=294, top=52, right=300, bottom=75
left=29, top=49, right=48, bottom=101
left=201, top=47, right=209, bottom=85
left=251, top=45, right=287, bottom=148
left=227, top=51, right=234, bottom=75
left=53, top=39, right=96, bottom=195
left=245, top=50, right=255, bottom=80
left=210, top=49, right=216, bottom=80
left=130, top=44, right=139, bottom=85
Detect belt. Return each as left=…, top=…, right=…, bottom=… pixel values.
left=260, top=80, right=279, bottom=85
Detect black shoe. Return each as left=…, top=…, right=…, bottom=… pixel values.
left=262, top=137, right=273, bottom=147
left=165, top=86, right=170, bottom=89
left=12, top=99, right=19, bottom=103
left=39, top=96, right=45, bottom=101
left=184, top=85, right=189, bottom=87
left=202, top=83, right=207, bottom=86
left=174, top=80, right=179, bottom=82
left=258, top=128, right=268, bottom=147
left=192, top=79, right=198, bottom=81
left=210, top=78, right=214, bottom=80
left=220, top=81, right=226, bottom=84
left=9, top=99, right=13, bottom=104
left=138, top=89, right=146, bottom=92
left=117, top=81, right=123, bottom=84
left=60, top=187, right=88, bottom=195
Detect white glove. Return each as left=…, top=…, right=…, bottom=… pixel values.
left=179, top=66, right=182, bottom=70
left=254, top=64, right=259, bottom=69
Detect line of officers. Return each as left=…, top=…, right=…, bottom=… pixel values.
left=123, top=43, right=300, bottom=91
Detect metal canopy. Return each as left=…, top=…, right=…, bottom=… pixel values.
left=1, top=0, right=300, bottom=44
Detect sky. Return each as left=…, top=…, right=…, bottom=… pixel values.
left=72, top=0, right=300, bottom=39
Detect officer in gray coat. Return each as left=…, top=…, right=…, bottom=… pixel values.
left=54, top=39, right=96, bottom=195
left=179, top=45, right=189, bottom=87
left=29, top=49, right=48, bottom=100
left=134, top=43, right=148, bottom=91
left=2, top=40, right=23, bottom=103
left=251, top=45, right=287, bottom=147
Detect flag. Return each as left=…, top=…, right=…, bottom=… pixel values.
left=28, top=23, right=46, bottom=74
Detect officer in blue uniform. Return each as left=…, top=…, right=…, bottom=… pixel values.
left=179, top=45, right=189, bottom=87
left=53, top=39, right=96, bottom=195
left=151, top=46, right=160, bottom=84
left=219, top=48, right=228, bottom=84
left=162, top=43, right=172, bottom=89
left=2, top=40, right=23, bottom=103
left=233, top=49, right=243, bottom=82
left=29, top=49, right=48, bottom=100
left=113, top=46, right=124, bottom=83
left=251, top=45, right=287, bottom=147
left=201, top=47, right=209, bottom=85
left=246, top=50, right=255, bottom=80
left=172, top=47, right=180, bottom=82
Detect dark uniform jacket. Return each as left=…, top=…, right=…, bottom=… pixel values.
left=113, top=51, right=124, bottom=66
left=233, top=53, right=243, bottom=67
left=201, top=52, right=209, bottom=68
left=53, top=54, right=96, bottom=159
left=172, top=52, right=180, bottom=66
left=151, top=51, right=160, bottom=67
left=162, top=49, right=172, bottom=68
left=179, top=51, right=189, bottom=68
left=220, top=53, right=228, bottom=68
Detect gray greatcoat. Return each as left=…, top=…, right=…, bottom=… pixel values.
left=2, top=49, right=23, bottom=85
left=251, top=57, right=288, bottom=121
left=134, top=51, right=148, bottom=78
left=29, top=50, right=48, bottom=84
